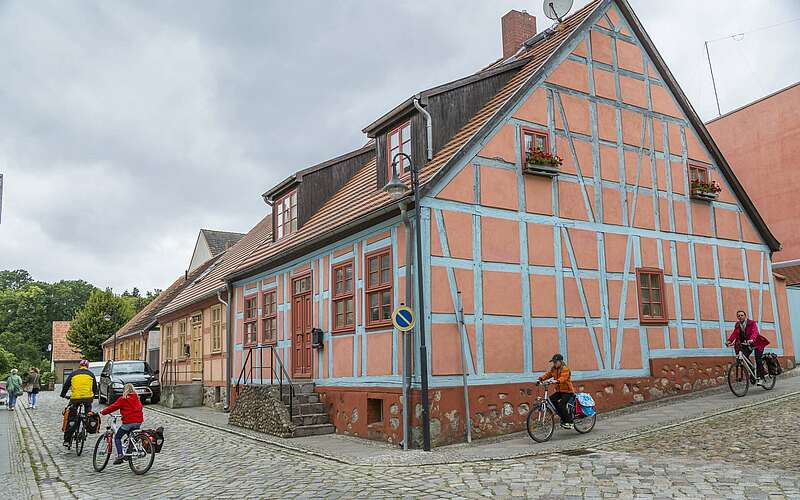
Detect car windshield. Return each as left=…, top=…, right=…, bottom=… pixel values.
left=89, top=367, right=103, bottom=377
left=112, top=362, right=149, bottom=375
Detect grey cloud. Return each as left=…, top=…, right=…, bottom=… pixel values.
left=0, top=0, right=798, bottom=292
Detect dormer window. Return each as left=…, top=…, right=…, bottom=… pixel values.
left=275, top=190, right=297, bottom=240
left=387, top=121, right=412, bottom=178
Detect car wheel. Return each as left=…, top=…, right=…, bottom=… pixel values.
left=150, top=395, right=160, bottom=404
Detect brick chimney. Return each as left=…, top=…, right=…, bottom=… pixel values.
left=501, top=10, right=537, bottom=59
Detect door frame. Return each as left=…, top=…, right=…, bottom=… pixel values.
left=190, top=313, right=203, bottom=381
left=291, top=272, right=313, bottom=379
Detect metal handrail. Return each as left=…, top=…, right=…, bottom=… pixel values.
left=161, top=359, right=193, bottom=388
left=234, top=344, right=295, bottom=417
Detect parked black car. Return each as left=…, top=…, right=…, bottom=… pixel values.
left=98, top=360, right=160, bottom=405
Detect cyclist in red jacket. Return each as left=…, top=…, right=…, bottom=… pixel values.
left=100, top=383, right=144, bottom=464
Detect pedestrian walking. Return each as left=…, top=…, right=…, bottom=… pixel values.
left=5, top=369, right=23, bottom=411
left=25, top=367, right=41, bottom=409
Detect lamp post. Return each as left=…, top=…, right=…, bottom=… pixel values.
left=385, top=152, right=432, bottom=452
left=104, top=313, right=114, bottom=361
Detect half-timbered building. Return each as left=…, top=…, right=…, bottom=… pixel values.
left=225, top=0, right=794, bottom=446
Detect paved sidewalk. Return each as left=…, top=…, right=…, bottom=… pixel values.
left=2, top=406, right=42, bottom=499
left=152, top=368, right=800, bottom=466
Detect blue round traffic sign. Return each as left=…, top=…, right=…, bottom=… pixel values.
left=392, top=306, right=416, bottom=331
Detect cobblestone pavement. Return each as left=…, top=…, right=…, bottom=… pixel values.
left=607, top=394, right=800, bottom=472
left=10, top=389, right=800, bottom=499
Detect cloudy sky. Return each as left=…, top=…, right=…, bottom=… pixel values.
left=1, top=0, right=798, bottom=293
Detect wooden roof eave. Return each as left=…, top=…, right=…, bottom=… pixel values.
left=226, top=195, right=414, bottom=283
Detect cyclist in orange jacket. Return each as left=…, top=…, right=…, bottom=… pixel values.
left=536, top=354, right=576, bottom=429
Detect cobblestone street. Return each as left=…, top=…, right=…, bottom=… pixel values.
left=7, top=383, right=800, bottom=499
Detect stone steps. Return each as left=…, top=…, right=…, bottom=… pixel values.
left=233, top=382, right=334, bottom=438
left=292, top=423, right=336, bottom=437
left=291, top=413, right=330, bottom=426
left=291, top=402, right=327, bottom=416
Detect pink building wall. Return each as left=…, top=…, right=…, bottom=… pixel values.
left=707, top=83, right=800, bottom=262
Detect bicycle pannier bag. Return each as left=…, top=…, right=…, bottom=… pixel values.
left=85, top=412, right=101, bottom=434
left=765, top=353, right=783, bottom=376
left=575, top=392, right=596, bottom=416
left=144, top=426, right=165, bottom=453
left=61, top=406, right=71, bottom=432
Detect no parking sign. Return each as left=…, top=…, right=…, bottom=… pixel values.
left=391, top=306, right=416, bottom=332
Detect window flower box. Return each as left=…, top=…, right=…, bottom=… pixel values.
left=690, top=179, right=721, bottom=201
left=523, top=149, right=562, bottom=177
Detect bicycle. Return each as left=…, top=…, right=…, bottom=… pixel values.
left=727, top=341, right=776, bottom=397
left=64, top=402, right=88, bottom=456
left=92, top=415, right=155, bottom=475
left=526, top=380, right=596, bottom=443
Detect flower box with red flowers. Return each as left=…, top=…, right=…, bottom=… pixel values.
left=690, top=179, right=721, bottom=201
left=523, top=149, right=563, bottom=177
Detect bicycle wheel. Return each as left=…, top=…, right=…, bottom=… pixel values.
left=92, top=433, right=112, bottom=472
left=761, top=373, right=776, bottom=391
left=574, top=414, right=597, bottom=434
left=128, top=435, right=155, bottom=475
left=727, top=362, right=749, bottom=397
left=526, top=406, right=555, bottom=443
left=75, top=424, right=86, bottom=456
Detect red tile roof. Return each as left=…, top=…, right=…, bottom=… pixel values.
left=103, top=258, right=218, bottom=346
left=52, top=321, right=82, bottom=362
left=158, top=215, right=273, bottom=317
left=233, top=1, right=602, bottom=277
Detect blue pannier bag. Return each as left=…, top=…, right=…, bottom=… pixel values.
left=576, top=392, right=596, bottom=416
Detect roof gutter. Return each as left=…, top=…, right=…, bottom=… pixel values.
left=413, top=98, right=433, bottom=161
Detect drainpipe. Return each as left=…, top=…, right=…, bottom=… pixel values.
left=400, top=200, right=413, bottom=450
left=220, top=286, right=232, bottom=411
left=413, top=98, right=433, bottom=161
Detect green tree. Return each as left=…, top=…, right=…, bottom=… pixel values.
left=66, top=289, right=133, bottom=361
left=44, top=280, right=97, bottom=324
left=121, top=288, right=161, bottom=314
left=0, top=345, right=18, bottom=378
left=0, top=269, right=34, bottom=291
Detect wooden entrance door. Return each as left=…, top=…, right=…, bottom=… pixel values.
left=292, top=275, right=313, bottom=378
left=191, top=314, right=202, bottom=380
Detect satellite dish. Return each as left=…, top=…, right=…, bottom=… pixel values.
left=543, top=0, right=573, bottom=22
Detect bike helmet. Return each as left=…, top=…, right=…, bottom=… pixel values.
left=550, top=353, right=564, bottom=362
left=79, top=359, right=90, bottom=367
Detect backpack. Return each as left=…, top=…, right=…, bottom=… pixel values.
left=764, top=353, right=783, bottom=376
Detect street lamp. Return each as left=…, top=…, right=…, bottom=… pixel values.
left=385, top=152, right=432, bottom=452
left=104, top=312, right=115, bottom=362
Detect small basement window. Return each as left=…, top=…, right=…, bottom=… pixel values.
left=387, top=121, right=412, bottom=178
left=367, top=398, right=383, bottom=425
left=636, top=268, right=667, bottom=325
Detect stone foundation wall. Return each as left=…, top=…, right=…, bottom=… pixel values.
left=228, top=385, right=295, bottom=438
left=203, top=385, right=227, bottom=410
left=318, top=355, right=796, bottom=447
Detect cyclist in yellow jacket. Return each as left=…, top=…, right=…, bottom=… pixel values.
left=60, top=359, right=98, bottom=447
